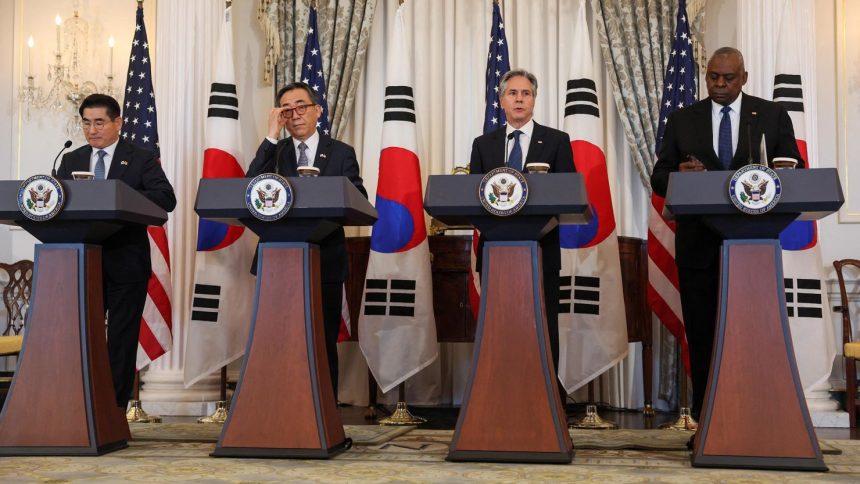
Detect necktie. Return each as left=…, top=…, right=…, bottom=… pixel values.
left=298, top=142, right=309, bottom=167
left=94, top=149, right=107, bottom=180
left=718, top=105, right=733, bottom=169
left=508, top=130, right=523, bottom=171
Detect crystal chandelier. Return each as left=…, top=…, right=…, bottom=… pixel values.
left=19, top=1, right=120, bottom=139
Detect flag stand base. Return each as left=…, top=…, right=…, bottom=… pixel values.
left=379, top=402, right=425, bottom=426
left=126, top=400, right=162, bottom=423
left=197, top=401, right=228, bottom=424
left=570, top=404, right=617, bottom=429
left=659, top=407, right=696, bottom=431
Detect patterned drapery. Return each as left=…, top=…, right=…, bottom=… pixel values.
left=258, top=0, right=377, bottom=138
left=592, top=0, right=706, bottom=187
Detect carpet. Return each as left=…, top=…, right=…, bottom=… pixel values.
left=129, top=422, right=414, bottom=446
left=128, top=423, right=841, bottom=454
left=1, top=432, right=858, bottom=482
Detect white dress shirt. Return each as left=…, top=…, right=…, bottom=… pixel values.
left=266, top=131, right=320, bottom=168
left=90, top=139, right=120, bottom=176
left=505, top=119, right=534, bottom=169
left=711, top=92, right=743, bottom=158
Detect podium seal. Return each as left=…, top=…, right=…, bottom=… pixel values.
left=729, top=164, right=782, bottom=215
left=246, top=173, right=294, bottom=221
left=479, top=167, right=528, bottom=216
left=17, top=174, right=65, bottom=221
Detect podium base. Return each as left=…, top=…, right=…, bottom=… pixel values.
left=0, top=245, right=129, bottom=456
left=214, top=243, right=345, bottom=459
left=447, top=448, right=573, bottom=464
left=691, top=240, right=825, bottom=471
left=212, top=439, right=351, bottom=459
left=449, top=242, right=572, bottom=463
left=0, top=439, right=128, bottom=457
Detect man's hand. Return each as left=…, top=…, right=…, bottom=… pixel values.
left=267, top=107, right=287, bottom=139
left=679, top=155, right=706, bottom=172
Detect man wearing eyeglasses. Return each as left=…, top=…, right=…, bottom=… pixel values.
left=246, top=82, right=367, bottom=399
left=56, top=93, right=176, bottom=410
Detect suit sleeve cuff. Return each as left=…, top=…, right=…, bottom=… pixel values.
left=265, top=136, right=279, bottom=146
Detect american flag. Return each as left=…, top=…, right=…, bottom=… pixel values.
left=483, top=2, right=510, bottom=133
left=467, top=1, right=511, bottom=322
left=121, top=4, right=173, bottom=369
left=300, top=6, right=350, bottom=340
left=647, top=0, right=696, bottom=374
left=301, top=7, right=330, bottom=135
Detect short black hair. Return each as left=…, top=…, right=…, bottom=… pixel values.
left=79, top=94, right=121, bottom=119
left=275, top=82, right=319, bottom=106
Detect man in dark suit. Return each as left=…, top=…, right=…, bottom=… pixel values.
left=651, top=47, right=802, bottom=421
left=469, top=69, right=575, bottom=370
left=57, top=94, right=176, bottom=409
left=246, top=82, right=367, bottom=398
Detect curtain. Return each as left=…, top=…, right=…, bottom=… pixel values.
left=335, top=0, right=652, bottom=409
left=257, top=0, right=377, bottom=138
left=591, top=0, right=675, bottom=188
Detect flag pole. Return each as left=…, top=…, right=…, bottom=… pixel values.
left=660, top=352, right=698, bottom=431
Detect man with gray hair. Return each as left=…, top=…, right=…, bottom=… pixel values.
left=469, top=69, right=576, bottom=370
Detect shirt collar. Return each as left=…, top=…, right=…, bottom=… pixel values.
left=712, top=92, right=743, bottom=116
left=95, top=138, right=120, bottom=158
left=292, top=130, right=320, bottom=152
left=506, top=118, right=535, bottom=139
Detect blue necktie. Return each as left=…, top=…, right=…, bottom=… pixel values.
left=297, top=142, right=309, bottom=167
left=94, top=149, right=107, bottom=179
left=718, top=105, right=733, bottom=169
left=508, top=130, right=523, bottom=171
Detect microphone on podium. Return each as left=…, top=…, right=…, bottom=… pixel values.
left=51, top=140, right=73, bottom=177
left=504, top=131, right=514, bottom=167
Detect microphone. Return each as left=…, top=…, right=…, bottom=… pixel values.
left=51, top=140, right=73, bottom=177
left=273, top=139, right=286, bottom=175
left=746, top=121, right=755, bottom=166
left=504, top=132, right=513, bottom=168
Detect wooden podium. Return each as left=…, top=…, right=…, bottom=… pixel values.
left=425, top=173, right=590, bottom=464
left=195, top=177, right=376, bottom=459
left=0, top=180, right=167, bottom=456
left=664, top=168, right=843, bottom=471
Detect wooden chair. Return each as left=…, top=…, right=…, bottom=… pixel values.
left=833, top=259, right=860, bottom=427
left=0, top=260, right=34, bottom=362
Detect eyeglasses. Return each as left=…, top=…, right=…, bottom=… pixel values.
left=81, top=120, right=112, bottom=131
left=280, top=103, right=318, bottom=118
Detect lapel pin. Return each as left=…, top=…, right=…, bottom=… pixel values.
left=751, top=112, right=757, bottom=116
left=537, top=140, right=543, bottom=144
left=319, top=153, right=327, bottom=159
left=121, top=160, right=129, bottom=165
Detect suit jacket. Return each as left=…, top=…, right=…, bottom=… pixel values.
left=651, top=93, right=802, bottom=269
left=57, top=140, right=177, bottom=283
left=469, top=122, right=575, bottom=274
left=246, top=134, right=367, bottom=282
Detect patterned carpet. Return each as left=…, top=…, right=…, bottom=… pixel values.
left=1, top=427, right=858, bottom=482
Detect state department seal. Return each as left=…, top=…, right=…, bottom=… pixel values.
left=729, top=164, right=782, bottom=215
left=479, top=167, right=528, bottom=216
left=17, top=174, right=65, bottom=221
left=246, top=173, right=293, bottom=221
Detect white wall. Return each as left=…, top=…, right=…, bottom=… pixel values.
left=0, top=0, right=273, bottom=265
